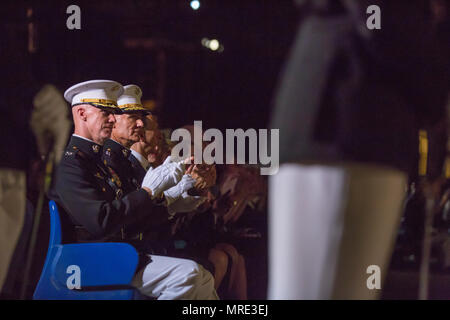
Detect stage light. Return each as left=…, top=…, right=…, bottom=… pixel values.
left=201, top=38, right=224, bottom=53
left=209, top=39, right=219, bottom=51
left=190, top=0, right=200, bottom=10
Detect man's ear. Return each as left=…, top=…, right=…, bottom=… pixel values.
left=76, top=106, right=88, bottom=121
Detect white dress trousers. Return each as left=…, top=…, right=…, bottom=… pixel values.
left=268, top=163, right=407, bottom=299
left=132, top=254, right=219, bottom=300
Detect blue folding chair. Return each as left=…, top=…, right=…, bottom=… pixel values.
left=33, top=200, right=140, bottom=300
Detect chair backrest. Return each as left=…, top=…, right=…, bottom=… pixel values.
left=48, top=200, right=62, bottom=247
left=33, top=200, right=66, bottom=299
left=33, top=201, right=137, bottom=300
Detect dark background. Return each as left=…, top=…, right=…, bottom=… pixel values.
left=20, top=0, right=299, bottom=131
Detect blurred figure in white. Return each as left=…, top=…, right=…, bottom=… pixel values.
left=268, top=0, right=449, bottom=299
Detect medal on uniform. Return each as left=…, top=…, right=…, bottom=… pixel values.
left=108, top=168, right=122, bottom=188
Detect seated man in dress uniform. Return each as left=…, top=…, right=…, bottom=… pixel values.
left=102, top=84, right=149, bottom=193
left=51, top=80, right=218, bottom=300
left=103, top=84, right=206, bottom=247
left=106, top=84, right=205, bottom=213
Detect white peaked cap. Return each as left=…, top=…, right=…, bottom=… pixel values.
left=63, top=80, right=124, bottom=112
left=117, top=84, right=151, bottom=114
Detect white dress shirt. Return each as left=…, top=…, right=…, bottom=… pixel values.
left=72, top=134, right=96, bottom=144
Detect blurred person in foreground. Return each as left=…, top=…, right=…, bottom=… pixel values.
left=269, top=0, right=449, bottom=299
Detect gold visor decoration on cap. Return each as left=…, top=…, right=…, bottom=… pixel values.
left=118, top=103, right=149, bottom=112
left=81, top=98, right=118, bottom=108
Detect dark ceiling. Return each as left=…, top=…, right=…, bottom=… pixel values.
left=5, top=0, right=300, bottom=130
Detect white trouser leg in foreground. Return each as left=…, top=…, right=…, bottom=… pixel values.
left=132, top=255, right=219, bottom=300
left=268, top=163, right=406, bottom=299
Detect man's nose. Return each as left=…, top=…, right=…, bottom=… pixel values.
left=108, top=114, right=116, bottom=123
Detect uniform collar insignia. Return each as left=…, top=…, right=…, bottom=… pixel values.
left=105, top=139, right=130, bottom=159
left=70, top=135, right=102, bottom=158
left=92, top=144, right=100, bottom=153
